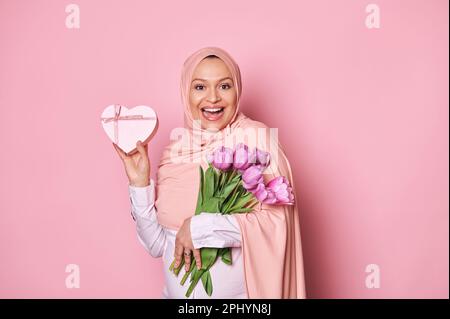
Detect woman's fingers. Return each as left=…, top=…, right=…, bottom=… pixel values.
left=193, top=249, right=201, bottom=269
left=174, top=242, right=184, bottom=268
left=184, top=249, right=191, bottom=271
left=113, top=143, right=127, bottom=161
left=174, top=244, right=201, bottom=270
left=136, top=140, right=148, bottom=159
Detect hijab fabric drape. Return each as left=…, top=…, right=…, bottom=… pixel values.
left=155, top=47, right=306, bottom=298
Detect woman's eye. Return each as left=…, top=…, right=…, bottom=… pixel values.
left=194, top=83, right=231, bottom=90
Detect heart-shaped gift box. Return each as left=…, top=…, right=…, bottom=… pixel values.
left=101, top=104, right=158, bottom=155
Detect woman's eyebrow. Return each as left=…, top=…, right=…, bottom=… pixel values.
left=191, top=77, right=232, bottom=82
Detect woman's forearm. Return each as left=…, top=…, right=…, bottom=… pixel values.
left=129, top=179, right=242, bottom=253
left=129, top=179, right=166, bottom=258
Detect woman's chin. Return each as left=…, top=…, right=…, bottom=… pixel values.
left=200, top=114, right=231, bottom=131
left=201, top=121, right=224, bottom=131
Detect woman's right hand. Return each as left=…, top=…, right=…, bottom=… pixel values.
left=113, top=141, right=151, bottom=187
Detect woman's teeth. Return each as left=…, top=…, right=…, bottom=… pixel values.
left=202, top=107, right=223, bottom=113
left=201, top=107, right=225, bottom=121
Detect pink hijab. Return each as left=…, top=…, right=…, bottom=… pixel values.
left=155, top=47, right=306, bottom=298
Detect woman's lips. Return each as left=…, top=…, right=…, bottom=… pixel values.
left=201, top=106, right=225, bottom=121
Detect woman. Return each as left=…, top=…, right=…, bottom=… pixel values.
left=113, top=47, right=306, bottom=299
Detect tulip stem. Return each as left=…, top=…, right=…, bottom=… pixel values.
left=169, top=258, right=184, bottom=276
left=180, top=259, right=196, bottom=285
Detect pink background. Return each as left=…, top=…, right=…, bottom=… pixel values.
left=0, top=0, right=448, bottom=298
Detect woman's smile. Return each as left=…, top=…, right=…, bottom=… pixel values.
left=201, top=105, right=226, bottom=121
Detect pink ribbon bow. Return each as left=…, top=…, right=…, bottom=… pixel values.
left=100, top=104, right=156, bottom=145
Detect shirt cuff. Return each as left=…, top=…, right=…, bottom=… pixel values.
left=128, top=178, right=155, bottom=208
left=190, top=213, right=241, bottom=249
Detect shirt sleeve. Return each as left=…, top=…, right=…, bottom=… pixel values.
left=128, top=178, right=166, bottom=258
left=190, top=213, right=242, bottom=249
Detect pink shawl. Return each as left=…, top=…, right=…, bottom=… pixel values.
left=155, top=47, right=306, bottom=298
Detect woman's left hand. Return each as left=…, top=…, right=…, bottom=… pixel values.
left=174, top=217, right=202, bottom=271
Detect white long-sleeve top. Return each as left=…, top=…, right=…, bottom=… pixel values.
left=128, top=178, right=248, bottom=299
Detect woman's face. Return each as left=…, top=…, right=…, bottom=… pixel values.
left=189, top=57, right=237, bottom=131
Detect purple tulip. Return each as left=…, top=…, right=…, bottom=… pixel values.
left=255, top=149, right=270, bottom=168
left=251, top=183, right=275, bottom=204
left=233, top=143, right=252, bottom=171
left=206, top=152, right=214, bottom=164
left=242, top=165, right=263, bottom=191
left=248, top=148, right=271, bottom=169
left=211, top=146, right=234, bottom=171
left=253, top=183, right=267, bottom=201
left=263, top=188, right=278, bottom=204
left=266, top=176, right=294, bottom=204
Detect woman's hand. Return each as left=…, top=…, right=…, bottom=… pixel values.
left=113, top=141, right=150, bottom=187
left=174, top=217, right=202, bottom=271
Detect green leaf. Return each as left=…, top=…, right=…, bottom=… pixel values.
left=213, top=169, right=221, bottom=196
left=201, top=270, right=213, bottom=296
left=190, top=266, right=197, bottom=283
left=228, top=190, right=255, bottom=212
left=201, top=270, right=208, bottom=293
left=180, top=259, right=196, bottom=285
left=221, top=187, right=241, bottom=213
left=220, top=179, right=241, bottom=200
left=228, top=207, right=255, bottom=214
left=200, top=247, right=219, bottom=270
left=229, top=170, right=241, bottom=183
left=217, top=171, right=222, bottom=189
left=201, top=269, right=207, bottom=290
left=223, top=170, right=235, bottom=190
left=220, top=248, right=232, bottom=265
left=184, top=247, right=220, bottom=297
left=204, top=166, right=215, bottom=200
left=210, top=168, right=216, bottom=195
left=195, top=166, right=204, bottom=215
left=203, top=197, right=220, bottom=213
left=186, top=268, right=205, bottom=297
left=207, top=273, right=213, bottom=296
left=173, top=258, right=185, bottom=276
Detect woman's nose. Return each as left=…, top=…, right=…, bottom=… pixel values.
left=207, top=89, right=221, bottom=103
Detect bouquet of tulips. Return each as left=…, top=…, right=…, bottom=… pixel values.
left=169, top=143, right=295, bottom=297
